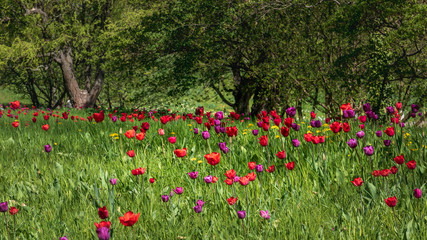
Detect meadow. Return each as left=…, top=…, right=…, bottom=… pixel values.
left=0, top=102, right=425, bottom=239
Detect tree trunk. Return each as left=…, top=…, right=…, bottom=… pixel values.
left=25, top=70, right=40, bottom=107
left=54, top=47, right=103, bottom=108
left=231, top=65, right=253, bottom=114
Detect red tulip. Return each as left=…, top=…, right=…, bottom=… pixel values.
left=393, top=154, right=405, bottom=165
left=248, top=162, right=256, bottom=170
left=310, top=112, right=316, bottom=119
left=127, top=150, right=135, bottom=158
left=9, top=207, right=18, bottom=215
left=284, top=117, right=293, bottom=128
left=12, top=122, right=19, bottom=128
left=340, top=103, right=353, bottom=111
left=298, top=132, right=310, bottom=142
left=174, top=148, right=187, bottom=158
left=32, top=117, right=36, bottom=123
left=119, top=211, right=140, bottom=226
left=275, top=150, right=286, bottom=159
left=329, top=122, right=342, bottom=133
left=93, top=111, right=105, bottom=123
left=212, top=176, right=218, bottom=183
left=372, top=170, right=381, bottom=177
left=343, top=122, right=350, bottom=132
left=318, top=135, right=325, bottom=143
left=395, top=102, right=402, bottom=110
left=149, top=178, right=155, bottom=183
left=406, top=160, right=416, bottom=170
left=124, top=129, right=136, bottom=139
left=136, top=132, right=145, bottom=141
left=98, top=206, right=109, bottom=219
left=351, top=177, right=363, bottom=187
left=239, top=176, right=249, bottom=186
left=226, top=126, right=238, bottom=137
left=246, top=172, right=256, bottom=181
left=95, top=221, right=111, bottom=229
left=204, top=152, right=221, bottom=166
left=225, top=169, right=236, bottom=179
left=158, top=128, right=165, bottom=136
left=168, top=137, right=176, bottom=144
left=311, top=136, right=320, bottom=144
left=42, top=124, right=49, bottom=131
left=358, top=116, right=367, bottom=123
left=285, top=161, right=295, bottom=170
left=280, top=126, right=289, bottom=137
left=381, top=169, right=391, bottom=177
left=390, top=166, right=398, bottom=174
left=227, top=197, right=238, bottom=205
left=266, top=165, right=275, bottom=173
left=384, top=196, right=397, bottom=208
left=273, top=118, right=281, bottom=126
left=131, top=167, right=145, bottom=176
left=384, top=127, right=395, bottom=137
left=224, top=178, right=233, bottom=185
left=258, top=135, right=268, bottom=146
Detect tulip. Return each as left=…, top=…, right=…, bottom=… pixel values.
left=375, top=131, right=383, bottom=137
left=363, top=146, right=374, bottom=156
left=255, top=165, right=263, bottom=172
left=285, top=162, right=295, bottom=170
left=59, top=237, right=68, bottom=240
left=109, top=179, right=117, bottom=185
left=393, top=154, right=405, bottom=165
left=275, top=150, right=286, bottom=159
left=96, top=227, right=110, bottom=240
left=351, top=177, right=363, bottom=187
left=42, top=124, right=49, bottom=131
left=188, top=171, right=199, bottom=179
left=260, top=210, right=270, bottom=219
left=119, top=211, right=140, bottom=226
left=149, top=178, right=155, bottom=183
left=214, top=125, right=221, bottom=133
left=95, top=221, right=111, bottom=229
left=406, top=160, right=416, bottom=170
left=215, top=111, right=224, bottom=120
left=384, top=196, right=397, bottom=208
left=174, top=148, right=187, bottom=158
left=204, top=152, right=221, bottom=166
left=227, top=197, right=238, bottom=205
left=384, top=140, right=391, bottom=146
left=218, top=142, right=227, bottom=151
left=356, top=131, right=365, bottom=138
left=45, top=144, right=52, bottom=153
left=204, top=176, right=213, bottom=183
left=111, top=116, right=117, bottom=122
left=196, top=199, right=205, bottom=206
left=384, top=127, right=395, bottom=137
left=239, top=176, right=249, bottom=186
left=9, top=207, right=18, bottom=215
left=127, top=150, right=135, bottom=158
left=237, top=211, right=246, bottom=219
left=161, top=195, right=169, bottom=202
left=225, top=169, right=236, bottom=179
left=252, top=129, right=259, bottom=136
left=292, top=139, right=300, bottom=147
left=193, top=205, right=203, bottom=213
left=386, top=106, right=395, bottom=114
left=413, top=188, right=422, bottom=198
left=173, top=187, right=183, bottom=195
left=248, top=162, right=256, bottom=170
left=390, top=166, right=398, bottom=174
left=247, top=172, right=256, bottom=181
left=347, top=138, right=357, bottom=148
left=193, top=128, right=199, bottom=134
left=158, top=129, right=165, bottom=136
left=168, top=137, right=176, bottom=144
left=0, top=201, right=7, bottom=212
left=98, top=206, right=109, bottom=219
left=202, top=131, right=210, bottom=140
left=258, top=135, right=268, bottom=146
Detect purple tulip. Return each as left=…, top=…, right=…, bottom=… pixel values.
left=162, top=195, right=169, bottom=202
left=386, top=106, right=395, bottom=114
left=399, top=122, right=405, bottom=128
left=218, top=142, right=227, bottom=151
left=252, top=129, right=259, bottom=136
left=292, top=139, right=300, bottom=147
left=194, top=128, right=199, bottom=134
left=173, top=187, right=183, bottom=195
left=202, top=131, right=210, bottom=140
left=215, top=111, right=224, bottom=120
left=96, top=227, right=110, bottom=240
left=411, top=112, right=416, bottom=118
left=214, top=119, right=221, bottom=126
left=187, top=171, right=198, bottom=179
left=170, top=191, right=174, bottom=198
left=233, top=176, right=240, bottom=182
left=193, top=205, right=203, bottom=213
left=220, top=127, right=226, bottom=133
left=418, top=112, right=422, bottom=117
left=237, top=211, right=246, bottom=219
left=347, top=138, right=358, bottom=148
left=111, top=116, right=117, bottom=122
left=286, top=107, right=296, bottom=117
left=411, top=104, right=419, bottom=113
left=214, top=125, right=221, bottom=134
left=0, top=201, right=7, bottom=212
left=356, top=131, right=365, bottom=138
left=384, top=140, right=391, bottom=146
left=222, top=147, right=229, bottom=154
left=204, top=176, right=213, bottom=183
left=291, top=123, right=300, bottom=131
left=255, top=165, right=263, bottom=172
left=257, top=121, right=264, bottom=128
left=109, top=178, right=117, bottom=185
left=375, top=131, right=383, bottom=137
left=363, top=146, right=374, bottom=156
left=413, top=188, right=422, bottom=198
left=363, top=103, right=371, bottom=112
left=260, top=210, right=270, bottom=219
left=59, top=237, right=68, bottom=240
left=44, top=144, right=52, bottom=153
left=196, top=199, right=205, bottom=206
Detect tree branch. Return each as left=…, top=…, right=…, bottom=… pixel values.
left=211, top=82, right=235, bottom=108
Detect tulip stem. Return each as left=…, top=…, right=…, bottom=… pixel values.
left=359, top=187, right=364, bottom=213
left=242, top=219, right=246, bottom=235
left=4, top=212, right=11, bottom=240
left=13, top=215, right=16, bottom=240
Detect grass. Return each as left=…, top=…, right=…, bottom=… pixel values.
left=0, top=107, right=425, bottom=239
